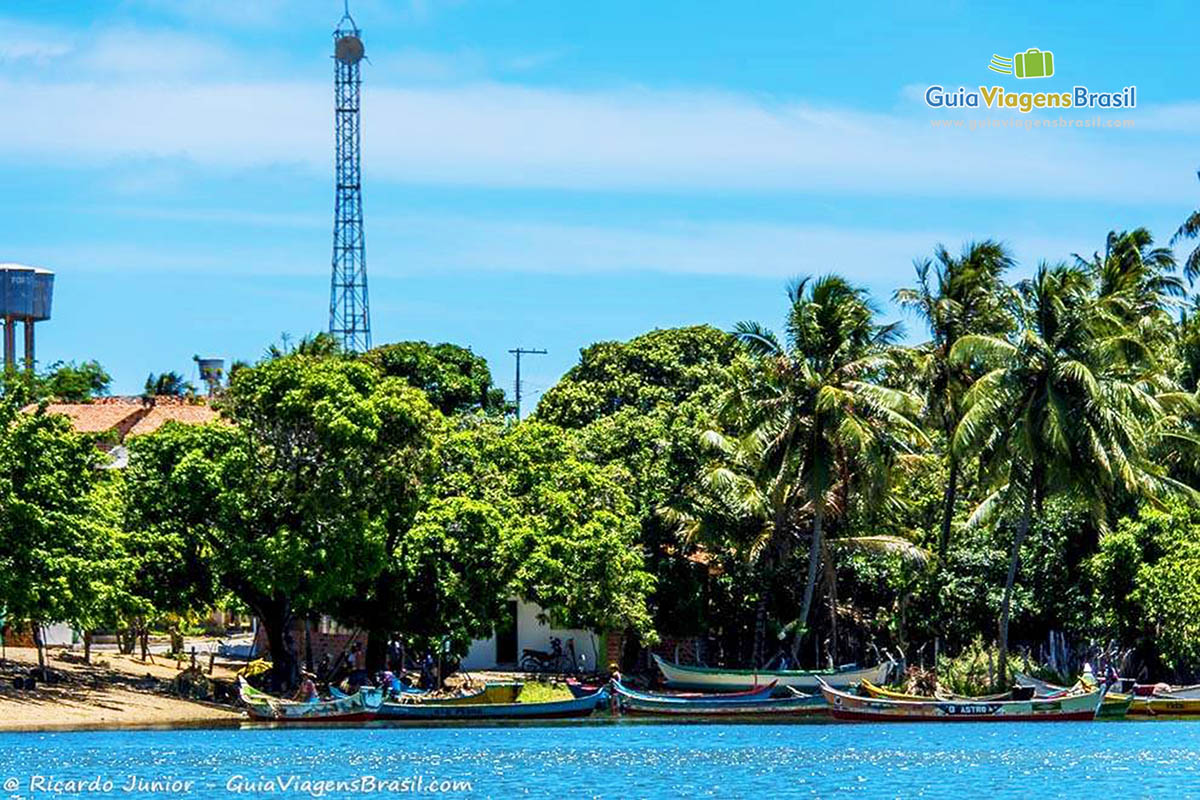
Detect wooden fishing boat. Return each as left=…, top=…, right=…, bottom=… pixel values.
left=568, top=678, right=779, bottom=701
left=652, top=654, right=891, bottom=692
left=1011, top=672, right=1131, bottom=718
left=864, top=681, right=1041, bottom=700
left=820, top=682, right=1102, bottom=721
left=414, top=682, right=523, bottom=705
left=612, top=681, right=824, bottom=717
left=1011, top=671, right=1071, bottom=697
left=375, top=688, right=607, bottom=720
left=566, top=679, right=604, bottom=699
left=1132, top=683, right=1200, bottom=700
left=1128, top=694, right=1200, bottom=716
left=859, top=680, right=1028, bottom=703
left=238, top=677, right=382, bottom=723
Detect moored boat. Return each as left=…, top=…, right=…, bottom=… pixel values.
left=1011, top=672, right=1131, bottom=718
left=570, top=678, right=779, bottom=701
left=612, top=681, right=824, bottom=717
left=238, top=677, right=383, bottom=723
left=820, top=682, right=1102, bottom=722
left=859, top=680, right=1029, bottom=703
left=566, top=679, right=604, bottom=699
left=653, top=654, right=891, bottom=692
left=375, top=688, right=607, bottom=720
left=1128, top=695, right=1200, bottom=716
left=410, top=681, right=523, bottom=705
left=1132, top=683, right=1200, bottom=700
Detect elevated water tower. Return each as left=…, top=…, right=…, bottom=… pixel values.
left=0, top=263, right=53, bottom=371
left=193, top=355, right=225, bottom=395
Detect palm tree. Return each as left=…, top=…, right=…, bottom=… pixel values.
left=1171, top=170, right=1200, bottom=284
left=894, top=241, right=1015, bottom=558
left=721, top=275, right=928, bottom=662
left=143, top=371, right=194, bottom=398
left=951, top=263, right=1195, bottom=685
left=665, top=420, right=927, bottom=666
left=1076, top=229, right=1183, bottom=354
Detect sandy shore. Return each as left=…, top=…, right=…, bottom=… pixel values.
left=0, top=647, right=243, bottom=732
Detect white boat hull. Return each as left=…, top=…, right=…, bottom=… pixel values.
left=653, top=655, right=892, bottom=692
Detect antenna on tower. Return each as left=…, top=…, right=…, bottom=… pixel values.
left=328, top=4, right=371, bottom=352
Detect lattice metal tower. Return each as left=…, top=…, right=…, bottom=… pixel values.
left=328, top=4, right=371, bottom=351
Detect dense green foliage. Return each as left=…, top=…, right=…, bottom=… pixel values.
left=143, top=370, right=195, bottom=398
left=1091, top=502, right=1200, bottom=672
left=4, top=215, right=1200, bottom=688
left=38, top=360, right=112, bottom=402
left=0, top=393, right=125, bottom=668
left=364, top=340, right=506, bottom=416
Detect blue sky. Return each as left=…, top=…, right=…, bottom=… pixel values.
left=1, top=1, right=1198, bottom=401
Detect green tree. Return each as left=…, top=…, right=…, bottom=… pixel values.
left=364, top=341, right=505, bottom=416
left=39, top=360, right=111, bottom=402
left=894, top=240, right=1015, bottom=558
left=951, top=263, right=1194, bottom=684
left=385, top=497, right=513, bottom=656
left=668, top=418, right=927, bottom=664
left=1091, top=502, right=1200, bottom=674
left=541, top=326, right=737, bottom=645
left=722, top=276, right=927, bottom=662
left=1171, top=170, right=1200, bottom=284
left=127, top=355, right=442, bottom=689
left=430, top=418, right=656, bottom=644
left=144, top=371, right=195, bottom=398
left=0, top=408, right=124, bottom=673
left=123, top=423, right=230, bottom=656
left=537, top=325, right=735, bottom=428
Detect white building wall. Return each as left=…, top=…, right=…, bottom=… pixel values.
left=41, top=623, right=75, bottom=646
left=459, top=599, right=602, bottom=671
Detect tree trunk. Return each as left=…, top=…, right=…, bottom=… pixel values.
left=997, top=481, right=1035, bottom=689
left=751, top=595, right=767, bottom=668
left=366, top=628, right=388, bottom=674
left=33, top=622, right=46, bottom=679
left=938, top=457, right=960, bottom=559
left=118, top=623, right=135, bottom=655
left=304, top=617, right=314, bottom=674
left=791, top=506, right=825, bottom=661
left=260, top=599, right=297, bottom=693
left=168, top=620, right=184, bottom=657
left=823, top=540, right=838, bottom=668
left=83, top=631, right=92, bottom=664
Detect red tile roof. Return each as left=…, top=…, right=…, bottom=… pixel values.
left=21, top=396, right=221, bottom=442
left=127, top=403, right=220, bottom=436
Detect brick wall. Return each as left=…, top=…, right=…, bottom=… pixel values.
left=252, top=621, right=365, bottom=670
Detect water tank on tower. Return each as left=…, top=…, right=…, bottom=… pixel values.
left=194, top=355, right=225, bottom=395
left=0, top=263, right=54, bottom=371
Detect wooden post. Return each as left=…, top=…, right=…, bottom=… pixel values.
left=208, top=651, right=216, bottom=675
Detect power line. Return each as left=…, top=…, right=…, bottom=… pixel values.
left=508, top=347, right=547, bottom=420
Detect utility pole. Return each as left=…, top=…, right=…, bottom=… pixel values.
left=508, top=347, right=547, bottom=420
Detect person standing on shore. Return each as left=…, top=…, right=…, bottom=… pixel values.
left=348, top=642, right=367, bottom=691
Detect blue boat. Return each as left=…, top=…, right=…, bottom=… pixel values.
left=612, top=681, right=825, bottom=717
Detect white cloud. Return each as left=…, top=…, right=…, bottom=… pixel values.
left=0, top=19, right=74, bottom=63
left=79, top=28, right=238, bottom=77
left=28, top=210, right=1093, bottom=284
left=0, top=72, right=1193, bottom=203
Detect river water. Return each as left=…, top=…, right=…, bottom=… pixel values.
left=2, top=720, right=1199, bottom=798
